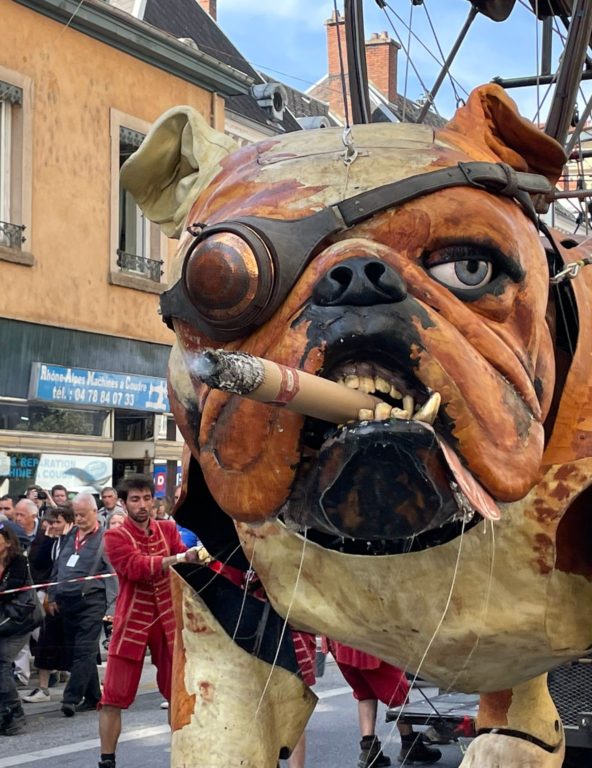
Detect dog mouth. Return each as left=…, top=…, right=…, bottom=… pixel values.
left=282, top=358, right=499, bottom=553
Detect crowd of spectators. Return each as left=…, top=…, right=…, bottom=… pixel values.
left=0, top=480, right=441, bottom=767
left=0, top=478, right=189, bottom=739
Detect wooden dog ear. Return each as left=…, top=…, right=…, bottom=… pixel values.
left=120, top=106, right=237, bottom=238
left=440, top=84, right=566, bottom=186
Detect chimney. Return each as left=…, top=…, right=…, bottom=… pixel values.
left=325, top=10, right=350, bottom=121
left=197, top=0, right=217, bottom=20
left=365, top=31, right=399, bottom=103
left=366, top=32, right=401, bottom=101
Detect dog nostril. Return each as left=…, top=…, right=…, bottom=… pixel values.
left=331, top=265, right=353, bottom=288
left=312, top=257, right=407, bottom=307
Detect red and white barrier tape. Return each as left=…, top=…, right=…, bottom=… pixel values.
left=1, top=572, right=116, bottom=595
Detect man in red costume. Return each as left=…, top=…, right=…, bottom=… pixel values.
left=327, top=640, right=441, bottom=766
left=97, top=475, right=199, bottom=768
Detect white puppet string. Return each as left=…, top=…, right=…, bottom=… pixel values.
left=253, top=527, right=309, bottom=720
left=446, top=518, right=496, bottom=685
left=384, top=516, right=497, bottom=766
left=381, top=514, right=468, bottom=766
left=232, top=535, right=258, bottom=642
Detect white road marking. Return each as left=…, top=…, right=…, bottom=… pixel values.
left=0, top=688, right=352, bottom=766
left=0, top=725, right=169, bottom=767
left=317, top=685, right=351, bottom=700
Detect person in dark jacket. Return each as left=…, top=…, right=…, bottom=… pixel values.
left=0, top=523, right=33, bottom=735
left=25, top=506, right=75, bottom=704
left=47, top=494, right=115, bottom=717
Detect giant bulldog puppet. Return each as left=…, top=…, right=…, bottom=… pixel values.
left=122, top=84, right=592, bottom=767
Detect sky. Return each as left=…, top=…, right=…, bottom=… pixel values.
left=216, top=0, right=591, bottom=125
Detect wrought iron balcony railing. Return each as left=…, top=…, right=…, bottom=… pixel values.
left=117, top=250, right=163, bottom=283
left=0, top=220, right=26, bottom=250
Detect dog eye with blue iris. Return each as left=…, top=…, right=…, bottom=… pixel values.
left=428, top=259, right=493, bottom=290
left=422, top=244, right=517, bottom=297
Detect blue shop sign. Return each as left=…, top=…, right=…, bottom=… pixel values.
left=29, top=363, right=170, bottom=412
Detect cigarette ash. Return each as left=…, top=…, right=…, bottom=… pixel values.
left=189, top=349, right=265, bottom=395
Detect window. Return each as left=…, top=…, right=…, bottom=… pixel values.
left=110, top=110, right=167, bottom=292
left=114, top=411, right=155, bottom=441
left=0, top=69, right=32, bottom=264
left=0, top=402, right=110, bottom=437
left=117, top=127, right=162, bottom=281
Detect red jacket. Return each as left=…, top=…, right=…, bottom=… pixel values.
left=104, top=517, right=186, bottom=660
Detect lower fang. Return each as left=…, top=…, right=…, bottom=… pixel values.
left=413, top=392, right=441, bottom=425
left=358, top=408, right=374, bottom=420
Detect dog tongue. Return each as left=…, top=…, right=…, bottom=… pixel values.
left=437, top=437, right=501, bottom=521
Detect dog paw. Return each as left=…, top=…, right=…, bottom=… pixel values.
left=459, top=732, right=565, bottom=768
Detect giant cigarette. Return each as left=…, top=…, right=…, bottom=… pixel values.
left=192, top=349, right=382, bottom=424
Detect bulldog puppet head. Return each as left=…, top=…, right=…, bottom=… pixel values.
left=123, top=85, right=592, bottom=693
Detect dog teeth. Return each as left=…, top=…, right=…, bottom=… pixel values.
left=359, top=376, right=375, bottom=394
left=391, top=408, right=409, bottom=421
left=374, top=377, right=391, bottom=394
left=374, top=403, right=392, bottom=420
left=337, top=371, right=440, bottom=427
left=390, top=384, right=402, bottom=400
left=412, top=392, right=441, bottom=425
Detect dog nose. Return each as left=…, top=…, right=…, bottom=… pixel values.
left=312, top=257, right=407, bottom=306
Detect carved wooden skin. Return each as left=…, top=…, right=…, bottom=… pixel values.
left=122, top=85, right=592, bottom=766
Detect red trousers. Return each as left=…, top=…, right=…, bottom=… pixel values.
left=336, top=657, right=409, bottom=707
left=101, top=618, right=172, bottom=709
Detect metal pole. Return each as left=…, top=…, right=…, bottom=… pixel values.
left=553, top=189, right=592, bottom=200
left=344, top=0, right=371, bottom=124
left=545, top=0, right=592, bottom=146
left=493, top=71, right=592, bottom=89
left=416, top=5, right=478, bottom=124
left=541, top=16, right=552, bottom=76
left=565, top=93, right=592, bottom=158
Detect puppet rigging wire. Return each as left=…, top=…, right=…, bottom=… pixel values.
left=383, top=517, right=497, bottom=763
left=231, top=537, right=258, bottom=642
left=380, top=514, right=469, bottom=758
left=253, top=528, right=309, bottom=719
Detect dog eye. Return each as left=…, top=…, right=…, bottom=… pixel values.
left=427, top=259, right=493, bottom=290
left=423, top=244, right=512, bottom=297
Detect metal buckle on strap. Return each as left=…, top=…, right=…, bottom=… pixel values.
left=550, top=258, right=592, bottom=284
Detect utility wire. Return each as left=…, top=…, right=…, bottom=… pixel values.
left=376, top=2, right=441, bottom=117
left=421, top=0, right=466, bottom=104
left=377, top=1, right=468, bottom=99
left=401, top=1, right=414, bottom=122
